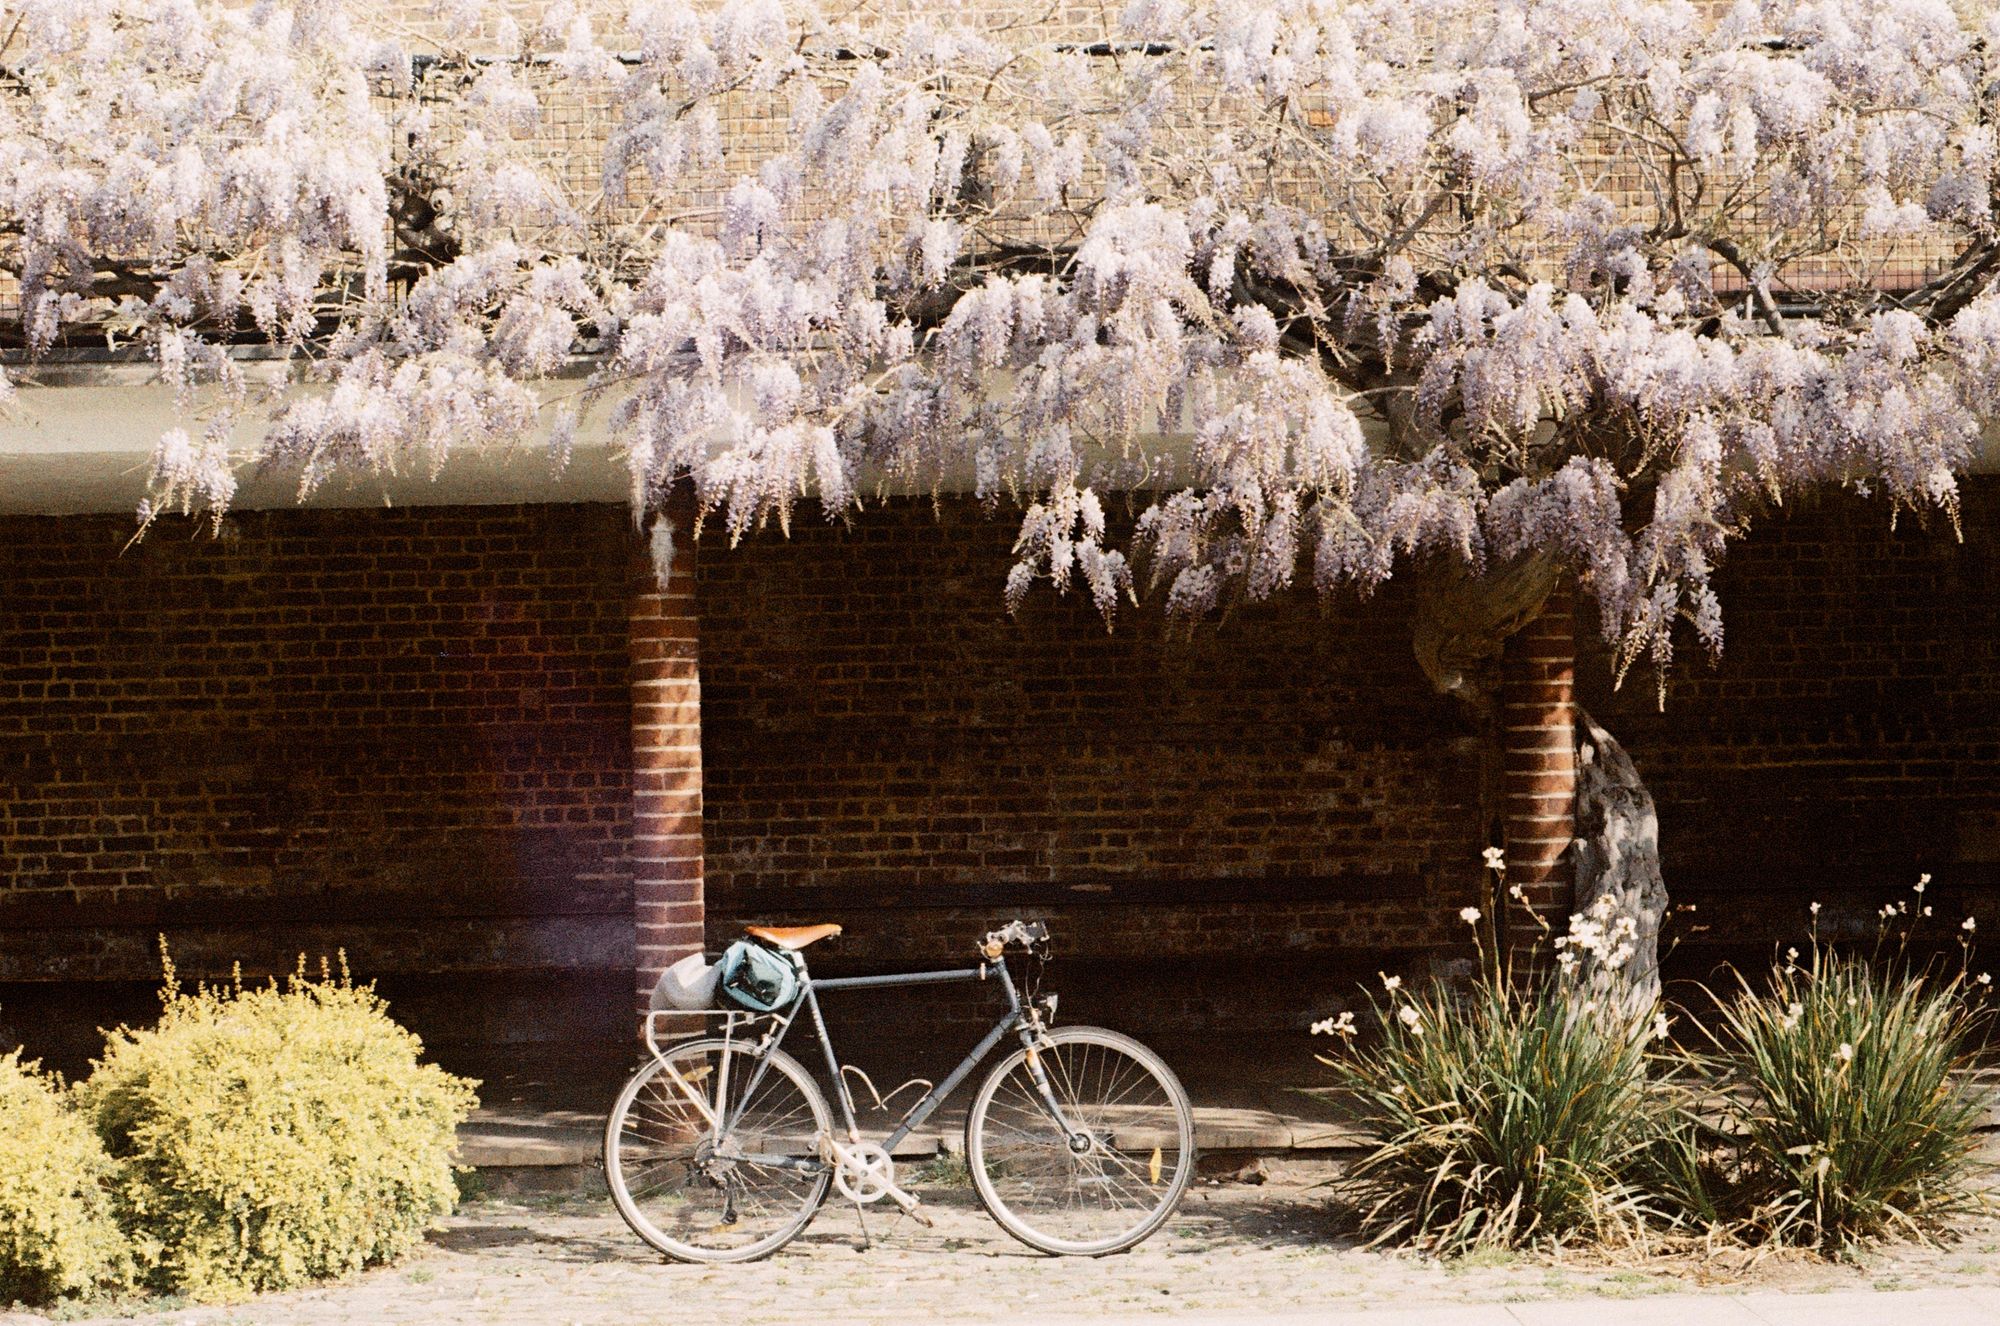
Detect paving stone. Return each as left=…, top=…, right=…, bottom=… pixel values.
left=1733, top=1287, right=2000, bottom=1325
left=1502, top=1298, right=1769, bottom=1325
left=40, top=1185, right=2000, bottom=1326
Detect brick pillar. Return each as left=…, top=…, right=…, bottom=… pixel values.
left=630, top=502, right=705, bottom=1025
left=1500, top=586, right=1577, bottom=959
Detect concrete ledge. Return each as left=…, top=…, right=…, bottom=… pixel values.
left=455, top=1101, right=1373, bottom=1176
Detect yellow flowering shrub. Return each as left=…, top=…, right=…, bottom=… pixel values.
left=79, top=956, right=478, bottom=1301
left=0, top=1052, right=134, bottom=1304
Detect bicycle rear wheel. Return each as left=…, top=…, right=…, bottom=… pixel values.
left=604, top=1037, right=831, bottom=1263
left=965, top=1025, right=1195, bottom=1255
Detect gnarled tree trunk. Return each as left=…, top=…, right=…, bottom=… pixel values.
left=1414, top=563, right=1668, bottom=1013
left=1412, top=553, right=1559, bottom=704
left=1570, top=710, right=1668, bottom=1017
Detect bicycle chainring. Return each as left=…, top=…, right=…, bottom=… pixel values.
left=832, top=1142, right=898, bottom=1204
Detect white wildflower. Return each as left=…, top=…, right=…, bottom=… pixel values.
left=1979, top=973, right=1992, bottom=987
left=1380, top=973, right=1402, bottom=993
left=1459, top=907, right=1482, bottom=925
left=1311, top=1011, right=1358, bottom=1038
left=1917, top=874, right=1932, bottom=894
left=1397, top=1005, right=1423, bottom=1035
left=1964, top=917, right=1977, bottom=933
left=1835, top=1042, right=1855, bottom=1064
left=1482, top=846, right=1506, bottom=871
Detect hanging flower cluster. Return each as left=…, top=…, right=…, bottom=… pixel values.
left=5, top=1, right=1998, bottom=679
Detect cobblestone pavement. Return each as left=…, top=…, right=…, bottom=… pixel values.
left=21, top=1181, right=2000, bottom=1326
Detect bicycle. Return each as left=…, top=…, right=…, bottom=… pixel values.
left=603, top=919, right=1196, bottom=1263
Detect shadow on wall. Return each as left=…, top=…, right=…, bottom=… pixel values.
left=1576, top=481, right=2000, bottom=965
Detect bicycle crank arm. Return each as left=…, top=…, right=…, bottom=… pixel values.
left=825, top=1139, right=934, bottom=1227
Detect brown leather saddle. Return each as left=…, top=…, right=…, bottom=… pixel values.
left=744, top=923, right=842, bottom=951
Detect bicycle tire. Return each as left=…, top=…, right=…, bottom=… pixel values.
left=965, top=1025, right=1195, bottom=1256
left=603, top=1037, right=831, bottom=1263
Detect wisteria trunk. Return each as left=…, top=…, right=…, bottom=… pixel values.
left=1570, top=710, right=1667, bottom=1018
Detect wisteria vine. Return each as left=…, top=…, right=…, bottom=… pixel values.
left=5, top=0, right=2000, bottom=685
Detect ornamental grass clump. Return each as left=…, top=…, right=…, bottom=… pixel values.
left=1325, top=864, right=1996, bottom=1258
left=79, top=952, right=478, bottom=1302
left=1326, top=972, right=1670, bottom=1254
left=1704, top=898, right=1992, bottom=1255
left=0, top=1052, right=134, bottom=1304
left=1324, top=872, right=1687, bottom=1254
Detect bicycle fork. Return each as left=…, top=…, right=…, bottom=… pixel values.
left=988, top=963, right=1093, bottom=1157
left=1018, top=1033, right=1094, bottom=1152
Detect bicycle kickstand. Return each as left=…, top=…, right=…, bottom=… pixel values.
left=851, top=1196, right=871, bottom=1252
left=847, top=1180, right=933, bottom=1251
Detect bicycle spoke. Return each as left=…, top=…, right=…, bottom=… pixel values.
left=970, top=1029, right=1193, bottom=1255
left=605, top=1040, right=830, bottom=1262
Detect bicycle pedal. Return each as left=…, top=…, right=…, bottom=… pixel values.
left=883, top=1185, right=934, bottom=1228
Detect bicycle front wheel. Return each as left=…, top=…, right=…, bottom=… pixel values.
left=966, top=1025, right=1195, bottom=1255
left=604, top=1037, right=831, bottom=1263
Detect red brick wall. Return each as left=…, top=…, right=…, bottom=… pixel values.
left=695, top=501, right=1488, bottom=1041
left=19, top=483, right=1986, bottom=1070
left=0, top=505, right=638, bottom=1070
left=2, top=498, right=1492, bottom=1072
left=1578, top=477, right=2000, bottom=959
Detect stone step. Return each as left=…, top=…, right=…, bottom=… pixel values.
left=457, top=1104, right=1369, bottom=1171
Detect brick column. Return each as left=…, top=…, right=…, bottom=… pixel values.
left=1500, top=586, right=1577, bottom=959
left=630, top=502, right=705, bottom=1025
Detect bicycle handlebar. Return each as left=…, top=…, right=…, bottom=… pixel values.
left=978, top=919, right=1050, bottom=959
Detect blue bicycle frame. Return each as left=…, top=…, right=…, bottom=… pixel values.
left=708, top=950, right=1080, bottom=1167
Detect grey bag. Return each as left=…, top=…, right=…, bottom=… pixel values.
left=649, top=952, right=722, bottom=1012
